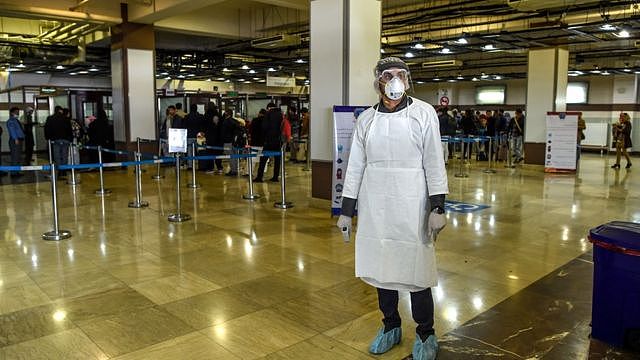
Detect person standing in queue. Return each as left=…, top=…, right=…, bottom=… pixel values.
left=336, top=57, right=448, bottom=360
left=6, top=107, right=25, bottom=177
left=44, top=106, right=72, bottom=177
left=21, top=106, right=35, bottom=165
left=254, top=102, right=283, bottom=183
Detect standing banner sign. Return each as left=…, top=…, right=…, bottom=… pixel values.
left=545, top=112, right=580, bottom=172
left=168, top=128, right=188, bottom=153
left=332, top=106, right=368, bottom=215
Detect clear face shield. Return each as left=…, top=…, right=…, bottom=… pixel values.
left=375, top=68, right=412, bottom=101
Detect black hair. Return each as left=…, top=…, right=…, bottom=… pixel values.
left=168, top=105, right=176, bottom=110
left=9, top=106, right=19, bottom=115
left=175, top=103, right=183, bottom=109
left=259, top=108, right=267, bottom=115
left=300, top=107, right=308, bottom=113
left=54, top=105, right=63, bottom=113
left=190, top=103, right=198, bottom=112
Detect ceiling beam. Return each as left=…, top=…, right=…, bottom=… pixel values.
left=127, top=0, right=227, bottom=24
left=251, top=0, right=309, bottom=11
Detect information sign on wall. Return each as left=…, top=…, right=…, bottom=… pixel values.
left=168, top=128, right=187, bottom=153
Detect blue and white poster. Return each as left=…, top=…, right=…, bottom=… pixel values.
left=331, top=106, right=368, bottom=216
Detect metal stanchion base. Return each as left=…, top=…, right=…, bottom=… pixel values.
left=454, top=173, right=469, bottom=178
left=243, top=194, right=261, bottom=200
left=187, top=183, right=200, bottom=189
left=67, top=179, right=81, bottom=185
left=42, top=230, right=72, bottom=241
left=151, top=175, right=165, bottom=180
left=168, top=213, right=191, bottom=222
left=95, top=189, right=112, bottom=196
left=128, top=200, right=149, bottom=208
left=274, top=202, right=294, bottom=209
left=483, top=169, right=497, bottom=173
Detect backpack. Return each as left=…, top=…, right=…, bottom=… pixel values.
left=232, top=120, right=248, bottom=147
left=281, top=115, right=292, bottom=143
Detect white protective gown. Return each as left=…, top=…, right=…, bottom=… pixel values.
left=342, top=97, right=448, bottom=291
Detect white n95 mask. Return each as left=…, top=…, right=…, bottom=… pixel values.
left=384, top=77, right=406, bottom=100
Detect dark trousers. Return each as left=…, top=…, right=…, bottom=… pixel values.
left=9, top=140, right=23, bottom=171
left=24, top=132, right=34, bottom=165
left=377, top=287, right=435, bottom=338
left=255, top=144, right=281, bottom=180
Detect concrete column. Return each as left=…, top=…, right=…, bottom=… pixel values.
left=310, top=0, right=381, bottom=199
left=524, top=48, right=568, bottom=165
left=111, top=3, right=157, bottom=149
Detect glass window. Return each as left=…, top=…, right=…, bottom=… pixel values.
left=476, top=86, right=506, bottom=105
left=567, top=82, right=588, bottom=104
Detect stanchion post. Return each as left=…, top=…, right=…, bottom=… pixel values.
left=168, top=153, right=191, bottom=222
left=128, top=152, right=149, bottom=208
left=483, top=137, right=496, bottom=174
left=187, top=142, right=199, bottom=189
left=274, top=145, right=293, bottom=209
left=243, top=154, right=260, bottom=200
left=455, top=138, right=468, bottom=178
left=152, top=138, right=164, bottom=180
left=67, top=143, right=81, bottom=185
left=95, top=146, right=112, bottom=195
left=303, top=136, right=311, bottom=171
left=42, top=163, right=72, bottom=241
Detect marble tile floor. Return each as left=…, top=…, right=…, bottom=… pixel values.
left=0, top=153, right=638, bottom=359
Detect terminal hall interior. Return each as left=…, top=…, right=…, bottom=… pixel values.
left=0, top=0, right=640, bottom=359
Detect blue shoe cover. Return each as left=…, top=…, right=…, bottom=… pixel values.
left=412, top=334, right=438, bottom=360
left=368, top=327, right=402, bottom=354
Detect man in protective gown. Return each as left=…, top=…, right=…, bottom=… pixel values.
left=337, top=57, right=448, bottom=360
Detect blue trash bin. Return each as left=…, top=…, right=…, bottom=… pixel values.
left=589, top=221, right=640, bottom=350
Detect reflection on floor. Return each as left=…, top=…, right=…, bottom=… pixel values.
left=0, top=153, right=638, bottom=359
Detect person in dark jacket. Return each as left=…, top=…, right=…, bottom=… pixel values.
left=254, top=102, right=283, bottom=182
left=184, top=103, right=206, bottom=140
left=44, top=105, right=72, bottom=176
left=6, top=107, right=25, bottom=176
left=221, top=109, right=241, bottom=176
left=250, top=109, right=266, bottom=148
left=201, top=104, right=222, bottom=173
left=612, top=112, right=633, bottom=169
left=21, top=106, right=35, bottom=165
left=88, top=109, right=110, bottom=163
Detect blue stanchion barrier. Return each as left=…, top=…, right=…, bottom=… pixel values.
left=0, top=165, right=52, bottom=172
left=0, top=150, right=281, bottom=173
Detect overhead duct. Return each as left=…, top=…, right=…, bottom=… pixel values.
left=422, top=59, right=463, bottom=69
left=62, top=37, right=86, bottom=65
left=507, top=0, right=602, bottom=12
left=251, top=34, right=301, bottom=49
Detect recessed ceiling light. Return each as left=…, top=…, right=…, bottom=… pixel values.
left=456, top=37, right=468, bottom=45
left=416, top=81, right=424, bottom=84
left=164, top=76, right=171, bottom=80
left=89, top=67, right=99, bottom=72
left=223, top=68, right=231, bottom=72
left=56, top=65, right=65, bottom=70
left=187, top=74, right=195, bottom=77
left=380, top=49, right=385, bottom=53
left=405, top=52, right=415, bottom=58
left=472, top=77, right=479, bottom=81
left=244, top=81, right=251, bottom=83
left=600, top=23, right=616, bottom=31
left=440, top=48, right=451, bottom=54
left=253, top=77, right=261, bottom=80
left=16, top=62, right=26, bottom=68
left=602, top=70, right=611, bottom=75
left=591, top=66, right=601, bottom=74
left=618, top=29, right=630, bottom=38
left=413, top=43, right=425, bottom=49
left=238, top=78, right=245, bottom=81
left=248, top=69, right=256, bottom=74
left=36, top=70, right=46, bottom=74
left=177, top=74, right=185, bottom=79
left=483, top=44, right=495, bottom=51
left=224, top=79, right=230, bottom=82
left=217, top=77, right=225, bottom=81
left=241, top=65, right=250, bottom=70
left=494, top=75, right=502, bottom=80
left=267, top=67, right=276, bottom=72
left=160, top=72, right=168, bottom=76
left=457, top=75, right=464, bottom=80
left=568, top=72, right=579, bottom=77
left=481, top=72, right=489, bottom=79
left=206, top=78, right=212, bottom=81
left=433, top=77, right=440, bottom=81
left=447, top=79, right=457, bottom=82
left=78, top=70, right=88, bottom=74
left=623, top=68, right=632, bottom=72
left=69, top=72, right=77, bottom=75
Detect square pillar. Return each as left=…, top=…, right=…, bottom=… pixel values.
left=524, top=48, right=568, bottom=165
